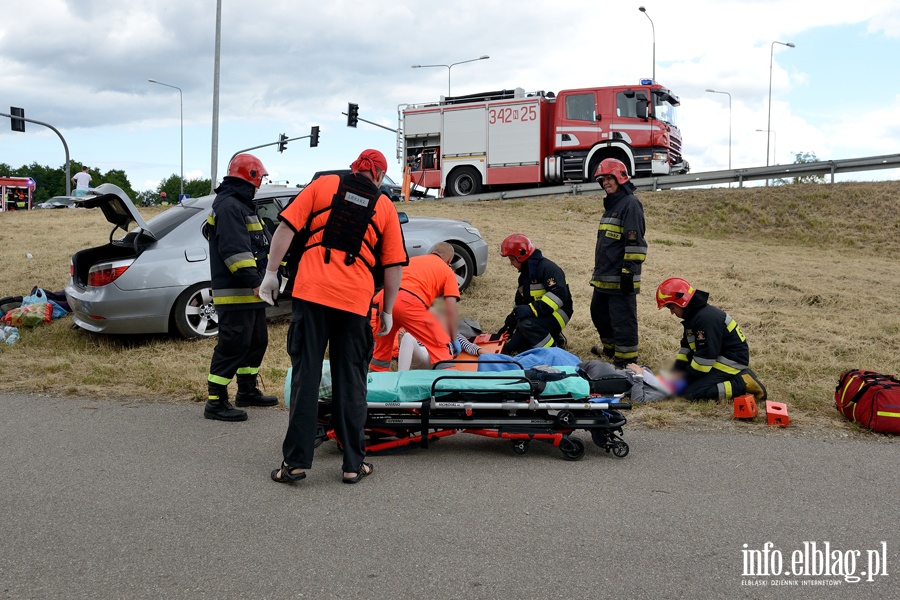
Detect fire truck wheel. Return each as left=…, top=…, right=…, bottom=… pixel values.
left=447, top=166, right=482, bottom=197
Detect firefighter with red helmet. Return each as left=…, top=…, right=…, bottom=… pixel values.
left=656, top=277, right=767, bottom=402
left=590, top=158, right=647, bottom=367
left=499, top=234, right=573, bottom=354
left=204, top=153, right=277, bottom=421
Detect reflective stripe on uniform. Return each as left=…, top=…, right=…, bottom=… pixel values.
left=535, top=333, right=554, bottom=349
left=540, top=292, right=563, bottom=311
left=624, top=245, right=647, bottom=261
left=212, top=288, right=265, bottom=305
left=236, top=367, right=259, bottom=375
left=676, top=353, right=689, bottom=363
left=206, top=214, right=216, bottom=226
left=552, top=308, right=571, bottom=329
left=691, top=356, right=715, bottom=373
left=717, top=380, right=734, bottom=400
left=224, top=252, right=257, bottom=272
left=598, top=223, right=625, bottom=234
left=598, top=217, right=623, bottom=233
left=615, top=344, right=639, bottom=360
left=370, top=358, right=392, bottom=371
left=208, top=373, right=231, bottom=385
left=713, top=356, right=748, bottom=375
left=244, top=215, right=263, bottom=231
left=724, top=314, right=737, bottom=331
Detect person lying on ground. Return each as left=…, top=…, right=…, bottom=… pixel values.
left=578, top=360, right=687, bottom=403
left=656, top=277, right=767, bottom=402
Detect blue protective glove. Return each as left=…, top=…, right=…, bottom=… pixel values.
left=449, top=339, right=462, bottom=357
left=513, top=304, right=535, bottom=321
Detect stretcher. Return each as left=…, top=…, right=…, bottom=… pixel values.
left=317, top=362, right=631, bottom=461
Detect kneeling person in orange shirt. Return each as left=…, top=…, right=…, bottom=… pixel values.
left=371, top=243, right=461, bottom=371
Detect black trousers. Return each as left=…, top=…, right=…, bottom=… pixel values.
left=208, top=307, right=268, bottom=384
left=590, top=290, right=638, bottom=364
left=682, top=371, right=747, bottom=401
left=282, top=299, right=373, bottom=473
left=504, top=315, right=561, bottom=355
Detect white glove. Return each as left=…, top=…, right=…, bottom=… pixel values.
left=258, top=270, right=280, bottom=306
left=377, top=312, right=393, bottom=337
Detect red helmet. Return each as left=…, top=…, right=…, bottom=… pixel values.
left=160, top=192, right=167, bottom=197
left=227, top=153, right=268, bottom=187
left=594, top=158, right=630, bottom=185
left=656, top=277, right=695, bottom=309
left=500, top=234, right=535, bottom=263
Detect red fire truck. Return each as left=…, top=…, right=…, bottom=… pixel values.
left=399, top=80, right=688, bottom=196
left=0, top=176, right=36, bottom=211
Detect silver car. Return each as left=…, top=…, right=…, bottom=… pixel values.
left=65, top=183, right=488, bottom=338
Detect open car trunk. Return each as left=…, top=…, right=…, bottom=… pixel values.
left=71, top=183, right=158, bottom=287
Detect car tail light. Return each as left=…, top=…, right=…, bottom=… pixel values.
left=69, top=259, right=74, bottom=279
left=87, top=259, right=134, bottom=287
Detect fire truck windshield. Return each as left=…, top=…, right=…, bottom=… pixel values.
left=653, top=97, right=679, bottom=128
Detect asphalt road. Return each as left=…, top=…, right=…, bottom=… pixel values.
left=1, top=393, right=897, bottom=600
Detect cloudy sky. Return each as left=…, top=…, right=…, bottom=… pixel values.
left=1, top=0, right=898, bottom=193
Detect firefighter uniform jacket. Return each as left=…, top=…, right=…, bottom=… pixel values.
left=514, top=249, right=573, bottom=330
left=207, top=178, right=270, bottom=311
left=590, top=182, right=647, bottom=294
left=674, top=290, right=750, bottom=381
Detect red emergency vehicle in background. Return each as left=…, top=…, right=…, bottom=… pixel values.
left=0, top=177, right=36, bottom=211
left=399, top=80, right=688, bottom=196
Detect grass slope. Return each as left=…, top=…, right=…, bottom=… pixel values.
left=1, top=181, right=898, bottom=434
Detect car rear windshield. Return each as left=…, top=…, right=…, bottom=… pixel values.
left=119, top=204, right=204, bottom=243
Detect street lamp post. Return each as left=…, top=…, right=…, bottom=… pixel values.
left=756, top=128, right=777, bottom=185
left=767, top=41, right=795, bottom=170
left=705, top=89, right=732, bottom=172
left=148, top=79, right=184, bottom=199
left=211, top=0, right=222, bottom=194
left=638, top=6, right=656, bottom=82
left=756, top=129, right=776, bottom=164
left=411, top=55, right=490, bottom=97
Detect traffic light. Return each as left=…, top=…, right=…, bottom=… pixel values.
left=310, top=125, right=320, bottom=148
left=347, top=103, right=359, bottom=128
left=277, top=133, right=288, bottom=153
left=10, top=107, right=25, bottom=132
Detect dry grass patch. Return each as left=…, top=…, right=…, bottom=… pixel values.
left=1, top=182, right=899, bottom=436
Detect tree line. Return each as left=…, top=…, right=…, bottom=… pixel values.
left=0, top=161, right=211, bottom=205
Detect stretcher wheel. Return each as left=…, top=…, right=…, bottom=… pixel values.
left=556, top=410, right=575, bottom=427
left=559, top=436, right=586, bottom=461
left=512, top=440, right=530, bottom=455
left=612, top=441, right=629, bottom=458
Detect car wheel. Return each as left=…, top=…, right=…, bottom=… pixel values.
left=172, top=283, right=219, bottom=339
left=448, top=242, right=474, bottom=292
left=446, top=166, right=482, bottom=197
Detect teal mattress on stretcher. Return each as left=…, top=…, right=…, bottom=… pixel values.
left=364, top=366, right=590, bottom=403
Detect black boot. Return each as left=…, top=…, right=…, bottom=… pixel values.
left=204, top=382, right=248, bottom=422
left=554, top=332, right=568, bottom=350
left=235, top=374, right=278, bottom=407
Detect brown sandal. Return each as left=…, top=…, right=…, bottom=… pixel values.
left=271, top=462, right=306, bottom=484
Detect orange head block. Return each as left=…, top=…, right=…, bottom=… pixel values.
left=733, top=394, right=759, bottom=419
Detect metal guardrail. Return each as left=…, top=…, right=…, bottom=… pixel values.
left=440, top=153, right=900, bottom=201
